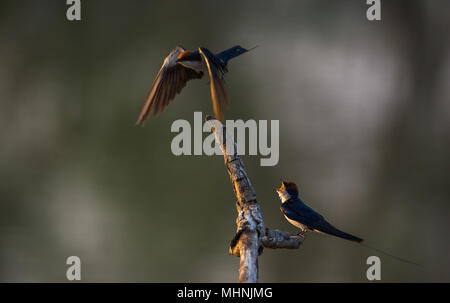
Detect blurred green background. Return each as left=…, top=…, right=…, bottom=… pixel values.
left=1, top=0, right=449, bottom=282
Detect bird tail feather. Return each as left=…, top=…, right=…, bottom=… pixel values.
left=360, top=243, right=420, bottom=266
left=319, top=223, right=419, bottom=266
left=317, top=222, right=363, bottom=243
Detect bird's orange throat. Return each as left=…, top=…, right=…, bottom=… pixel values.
left=277, top=188, right=291, bottom=203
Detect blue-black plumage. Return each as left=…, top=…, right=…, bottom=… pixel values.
left=215, top=45, right=250, bottom=64
left=277, top=181, right=363, bottom=243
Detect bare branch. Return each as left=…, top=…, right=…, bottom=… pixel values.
left=205, top=116, right=303, bottom=283
left=262, top=229, right=304, bottom=249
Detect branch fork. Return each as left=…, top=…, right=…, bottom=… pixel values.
left=205, top=116, right=304, bottom=282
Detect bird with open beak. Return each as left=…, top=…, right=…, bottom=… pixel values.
left=276, top=180, right=363, bottom=242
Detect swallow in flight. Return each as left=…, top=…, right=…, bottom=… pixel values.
left=136, top=45, right=251, bottom=125
left=277, top=181, right=363, bottom=242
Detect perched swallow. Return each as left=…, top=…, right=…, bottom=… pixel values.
left=277, top=181, right=363, bottom=242
left=136, top=45, right=250, bottom=125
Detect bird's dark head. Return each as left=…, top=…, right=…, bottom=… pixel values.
left=232, top=45, right=248, bottom=55
left=233, top=45, right=259, bottom=56
left=276, top=181, right=299, bottom=202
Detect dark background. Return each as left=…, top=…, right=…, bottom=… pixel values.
left=1, top=0, right=449, bottom=282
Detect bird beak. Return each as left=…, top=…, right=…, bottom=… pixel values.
left=276, top=180, right=285, bottom=193
left=276, top=179, right=281, bottom=191
left=247, top=45, right=259, bottom=52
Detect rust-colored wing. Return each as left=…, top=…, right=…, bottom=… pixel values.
left=136, top=46, right=203, bottom=126
left=198, top=47, right=229, bottom=122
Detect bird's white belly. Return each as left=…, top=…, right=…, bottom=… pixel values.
left=285, top=215, right=308, bottom=231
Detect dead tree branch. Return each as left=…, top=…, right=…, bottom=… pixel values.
left=205, top=116, right=304, bottom=283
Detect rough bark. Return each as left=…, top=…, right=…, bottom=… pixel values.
left=206, top=116, right=304, bottom=283
left=261, top=229, right=304, bottom=249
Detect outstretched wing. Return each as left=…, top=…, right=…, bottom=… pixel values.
left=136, top=46, right=203, bottom=126
left=198, top=47, right=229, bottom=121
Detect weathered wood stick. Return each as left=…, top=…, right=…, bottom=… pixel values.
left=205, top=116, right=303, bottom=283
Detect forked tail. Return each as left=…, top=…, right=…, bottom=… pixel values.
left=360, top=242, right=420, bottom=266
